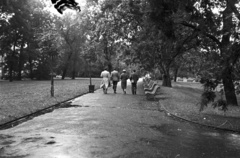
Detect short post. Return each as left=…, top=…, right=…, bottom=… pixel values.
left=89, top=62, right=92, bottom=85
left=88, top=61, right=95, bottom=93
left=50, top=72, right=56, bottom=97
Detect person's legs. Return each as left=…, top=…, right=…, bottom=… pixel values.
left=134, top=82, right=137, bottom=94
left=131, top=83, right=134, bottom=94
left=132, top=83, right=137, bottom=95
left=105, top=87, right=108, bottom=94
left=113, top=81, right=117, bottom=93
left=102, top=78, right=109, bottom=94
left=105, top=83, right=108, bottom=94
left=102, top=85, right=106, bottom=94
left=121, top=82, right=124, bottom=93
left=124, top=82, right=127, bottom=94
left=121, top=82, right=126, bottom=94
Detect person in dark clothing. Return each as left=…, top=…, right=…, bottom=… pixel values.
left=130, top=70, right=139, bottom=95
left=120, top=69, right=128, bottom=94
left=111, top=69, right=120, bottom=94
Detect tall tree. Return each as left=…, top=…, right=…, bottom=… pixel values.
left=179, top=0, right=240, bottom=106
left=123, top=0, right=198, bottom=86
left=0, top=0, right=52, bottom=81
left=56, top=12, right=87, bottom=79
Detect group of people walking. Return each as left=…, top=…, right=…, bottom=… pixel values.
left=100, top=68, right=139, bottom=95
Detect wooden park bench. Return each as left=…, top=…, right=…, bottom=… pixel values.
left=143, top=79, right=160, bottom=100
left=144, top=80, right=156, bottom=91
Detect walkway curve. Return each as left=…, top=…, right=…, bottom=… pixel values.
left=160, top=102, right=240, bottom=134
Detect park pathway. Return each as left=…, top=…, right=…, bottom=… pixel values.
left=0, top=79, right=240, bottom=158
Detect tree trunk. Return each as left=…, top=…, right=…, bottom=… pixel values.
left=222, top=66, right=238, bottom=106
left=108, top=63, right=112, bottom=73
left=50, top=74, right=54, bottom=97
left=71, top=70, right=76, bottom=79
left=1, top=55, right=4, bottom=79
left=220, top=3, right=238, bottom=106
left=162, top=72, right=172, bottom=87
left=71, top=53, right=77, bottom=79
left=9, top=40, right=17, bottom=82
left=9, top=60, right=13, bottom=82
left=29, top=57, right=34, bottom=80
left=103, top=38, right=112, bottom=72
left=62, top=51, right=73, bottom=79
left=17, top=39, right=25, bottom=80
left=17, top=59, right=22, bottom=80
left=62, top=67, right=68, bottom=79
left=160, top=62, right=172, bottom=87
left=173, top=67, right=179, bottom=82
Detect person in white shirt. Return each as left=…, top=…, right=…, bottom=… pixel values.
left=100, top=67, right=111, bottom=94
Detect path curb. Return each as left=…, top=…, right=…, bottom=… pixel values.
left=0, top=88, right=100, bottom=130
left=159, top=102, right=240, bottom=134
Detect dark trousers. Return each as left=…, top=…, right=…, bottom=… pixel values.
left=131, top=82, right=137, bottom=94
left=112, top=81, right=118, bottom=92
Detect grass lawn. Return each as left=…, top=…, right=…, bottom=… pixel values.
left=158, top=81, right=240, bottom=132
left=0, top=78, right=101, bottom=125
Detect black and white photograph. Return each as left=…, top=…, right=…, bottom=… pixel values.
left=0, top=0, right=240, bottom=157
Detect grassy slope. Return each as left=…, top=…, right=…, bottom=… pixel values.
left=158, top=81, right=240, bottom=132
left=0, top=78, right=101, bottom=125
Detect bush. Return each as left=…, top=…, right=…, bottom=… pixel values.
left=199, top=91, right=216, bottom=112
left=200, top=78, right=220, bottom=91
left=199, top=77, right=228, bottom=112
left=212, top=99, right=228, bottom=112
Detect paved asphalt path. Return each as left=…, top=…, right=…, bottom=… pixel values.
left=0, top=79, right=240, bottom=158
